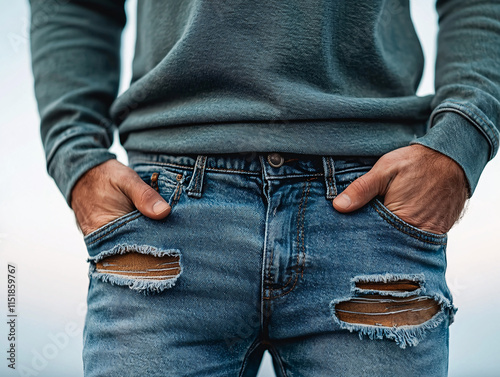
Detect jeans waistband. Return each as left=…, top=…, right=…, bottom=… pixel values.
left=128, top=151, right=380, bottom=200
left=128, top=152, right=378, bottom=175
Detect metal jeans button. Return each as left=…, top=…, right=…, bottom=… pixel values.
left=267, top=153, right=285, bottom=168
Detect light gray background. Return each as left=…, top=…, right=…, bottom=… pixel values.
left=1, top=1, right=499, bottom=376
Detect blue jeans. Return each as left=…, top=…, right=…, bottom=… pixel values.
left=83, top=152, right=456, bottom=376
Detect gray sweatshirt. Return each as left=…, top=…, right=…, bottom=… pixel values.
left=29, top=0, right=500, bottom=203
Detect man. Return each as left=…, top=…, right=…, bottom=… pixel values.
left=30, top=0, right=499, bottom=376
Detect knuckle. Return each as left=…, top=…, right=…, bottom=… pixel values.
left=137, top=185, right=158, bottom=207
left=351, top=175, right=373, bottom=196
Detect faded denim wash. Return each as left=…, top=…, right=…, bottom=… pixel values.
left=83, top=152, right=455, bottom=377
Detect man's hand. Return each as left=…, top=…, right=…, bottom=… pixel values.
left=71, top=159, right=171, bottom=236
left=332, top=145, right=469, bottom=234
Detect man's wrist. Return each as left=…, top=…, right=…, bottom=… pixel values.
left=410, top=111, right=490, bottom=197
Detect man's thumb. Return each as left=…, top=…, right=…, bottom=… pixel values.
left=122, top=176, right=171, bottom=219
left=332, top=170, right=389, bottom=213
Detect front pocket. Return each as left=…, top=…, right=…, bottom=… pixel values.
left=85, top=212, right=182, bottom=294
left=370, top=198, right=447, bottom=246
left=83, top=163, right=191, bottom=294
left=83, top=166, right=183, bottom=246
left=84, top=210, right=143, bottom=247
left=335, top=167, right=447, bottom=246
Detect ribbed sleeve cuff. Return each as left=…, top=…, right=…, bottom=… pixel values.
left=410, top=111, right=490, bottom=197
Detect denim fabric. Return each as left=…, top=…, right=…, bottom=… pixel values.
left=30, top=1, right=500, bottom=204
left=83, top=152, right=456, bottom=377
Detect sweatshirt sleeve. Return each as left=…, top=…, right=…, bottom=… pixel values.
left=29, top=0, right=126, bottom=205
left=410, top=0, right=500, bottom=196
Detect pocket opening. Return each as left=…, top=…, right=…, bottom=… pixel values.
left=370, top=198, right=447, bottom=245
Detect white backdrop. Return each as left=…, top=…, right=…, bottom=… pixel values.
left=1, top=1, right=499, bottom=376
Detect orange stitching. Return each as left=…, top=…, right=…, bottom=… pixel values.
left=172, top=185, right=179, bottom=204
left=267, top=181, right=311, bottom=299
left=170, top=183, right=182, bottom=206
left=268, top=180, right=308, bottom=296
left=264, top=173, right=314, bottom=291
left=265, top=274, right=299, bottom=299
left=175, top=183, right=182, bottom=203
left=264, top=181, right=302, bottom=295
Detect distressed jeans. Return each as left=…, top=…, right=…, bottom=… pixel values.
left=82, top=152, right=456, bottom=377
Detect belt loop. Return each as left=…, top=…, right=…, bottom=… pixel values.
left=186, top=155, right=208, bottom=198
left=322, top=156, right=337, bottom=200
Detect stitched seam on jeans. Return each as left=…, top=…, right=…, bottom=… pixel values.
left=131, top=160, right=195, bottom=170
left=372, top=204, right=443, bottom=245
left=370, top=202, right=446, bottom=246
left=327, top=157, right=333, bottom=197
left=327, top=157, right=338, bottom=197
left=269, top=182, right=310, bottom=299
left=158, top=178, right=178, bottom=188
left=83, top=211, right=140, bottom=240
left=238, top=339, right=262, bottom=377
left=265, top=200, right=276, bottom=291
left=272, top=181, right=305, bottom=292
left=330, top=158, right=338, bottom=196
left=86, top=213, right=143, bottom=246
left=264, top=180, right=303, bottom=297
left=300, top=181, right=310, bottom=279
left=132, top=160, right=328, bottom=177
left=170, top=183, right=182, bottom=206
left=131, top=160, right=260, bottom=175
left=134, top=164, right=188, bottom=187
left=267, top=275, right=299, bottom=300
left=267, top=344, right=289, bottom=377
left=266, top=173, right=324, bottom=180
left=193, top=156, right=206, bottom=192
left=372, top=199, right=446, bottom=241
left=205, top=167, right=260, bottom=175
left=269, top=180, right=310, bottom=298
